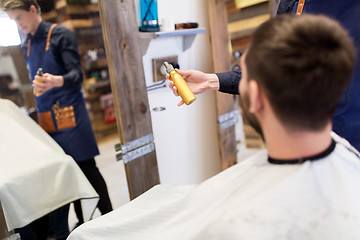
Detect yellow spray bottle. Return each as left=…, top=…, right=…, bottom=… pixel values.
left=33, top=68, right=43, bottom=95
left=163, top=62, right=196, bottom=105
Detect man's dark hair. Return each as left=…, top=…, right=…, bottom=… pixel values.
left=246, top=14, right=356, bottom=131
left=0, top=0, right=41, bottom=14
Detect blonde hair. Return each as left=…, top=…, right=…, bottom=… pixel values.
left=0, top=0, right=40, bottom=14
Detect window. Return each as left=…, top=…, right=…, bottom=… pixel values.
left=0, top=11, right=21, bottom=47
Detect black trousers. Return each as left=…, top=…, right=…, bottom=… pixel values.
left=15, top=204, right=69, bottom=240
left=74, top=158, right=113, bottom=223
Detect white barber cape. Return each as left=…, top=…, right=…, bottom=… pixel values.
left=0, top=99, right=99, bottom=231
left=68, top=132, right=360, bottom=240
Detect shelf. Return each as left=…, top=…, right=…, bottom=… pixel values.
left=88, top=79, right=111, bottom=93
left=139, top=28, right=206, bottom=56
left=85, top=58, right=108, bottom=70
left=61, top=19, right=96, bottom=31
left=92, top=79, right=110, bottom=88
left=41, top=10, right=57, bottom=21
left=93, top=121, right=117, bottom=132
left=235, top=0, right=268, bottom=9
left=55, top=1, right=99, bottom=13
left=228, top=14, right=270, bottom=40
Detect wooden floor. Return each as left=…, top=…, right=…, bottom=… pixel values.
left=68, top=133, right=130, bottom=229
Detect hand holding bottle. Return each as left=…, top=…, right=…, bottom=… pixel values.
left=167, top=69, right=220, bottom=106
left=33, top=72, right=64, bottom=97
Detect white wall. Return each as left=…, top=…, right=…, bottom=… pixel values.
left=157, top=0, right=213, bottom=73
left=136, top=0, right=214, bottom=82
left=136, top=0, right=221, bottom=184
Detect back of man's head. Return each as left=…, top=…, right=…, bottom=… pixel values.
left=246, top=14, right=355, bottom=131
left=0, top=0, right=40, bottom=14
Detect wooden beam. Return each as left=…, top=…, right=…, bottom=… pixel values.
left=226, top=1, right=239, bottom=15
left=98, top=0, right=159, bottom=199
left=0, top=201, right=9, bottom=239
left=208, top=0, right=238, bottom=170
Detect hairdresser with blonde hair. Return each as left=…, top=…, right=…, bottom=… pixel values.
left=0, top=1, right=113, bottom=239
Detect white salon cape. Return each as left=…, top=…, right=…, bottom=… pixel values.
left=68, top=132, right=360, bottom=240
left=0, top=99, right=99, bottom=231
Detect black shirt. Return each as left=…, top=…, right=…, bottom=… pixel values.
left=22, top=20, right=83, bottom=89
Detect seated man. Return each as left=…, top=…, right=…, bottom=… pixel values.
left=68, top=14, right=360, bottom=239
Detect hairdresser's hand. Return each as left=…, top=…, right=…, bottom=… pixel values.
left=33, top=73, right=64, bottom=97
left=167, top=69, right=220, bottom=106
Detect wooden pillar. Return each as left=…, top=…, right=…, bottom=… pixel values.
left=98, top=0, right=160, bottom=199
left=208, top=0, right=238, bottom=170
left=0, top=201, right=9, bottom=239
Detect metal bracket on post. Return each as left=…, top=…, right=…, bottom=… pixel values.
left=218, top=110, right=240, bottom=130
left=115, top=134, right=155, bottom=164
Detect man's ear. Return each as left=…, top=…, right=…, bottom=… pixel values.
left=248, top=80, right=263, bottom=113
left=29, top=5, right=38, bottom=14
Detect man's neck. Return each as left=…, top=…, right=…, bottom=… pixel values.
left=30, top=16, right=42, bottom=36
left=263, top=119, right=333, bottom=160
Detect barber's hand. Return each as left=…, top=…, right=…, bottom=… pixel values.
left=33, top=73, right=64, bottom=97
left=167, top=69, right=220, bottom=106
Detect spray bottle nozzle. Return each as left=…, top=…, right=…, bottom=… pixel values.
left=37, top=68, right=43, bottom=76
left=163, top=62, right=174, bottom=74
